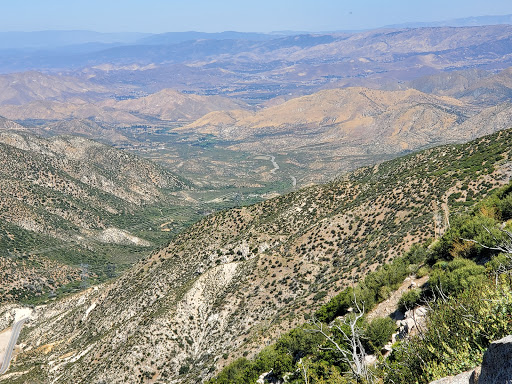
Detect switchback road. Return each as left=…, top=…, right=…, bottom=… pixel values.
left=0, top=318, right=28, bottom=375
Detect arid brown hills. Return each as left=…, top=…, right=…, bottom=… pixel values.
left=0, top=116, right=25, bottom=130
left=3, top=68, right=512, bottom=184
left=177, top=85, right=512, bottom=181
left=182, top=87, right=468, bottom=144
left=6, top=128, right=512, bottom=383
left=0, top=99, right=146, bottom=124
left=0, top=131, right=189, bottom=207
left=0, top=71, right=109, bottom=105
left=110, top=88, right=248, bottom=121
left=0, top=87, right=247, bottom=124
left=456, top=67, right=512, bottom=106
left=0, top=26, right=511, bottom=172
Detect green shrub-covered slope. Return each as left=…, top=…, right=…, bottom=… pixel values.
left=209, top=166, right=512, bottom=383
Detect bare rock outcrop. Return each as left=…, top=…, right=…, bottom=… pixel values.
left=429, top=369, right=478, bottom=384
left=430, top=334, right=512, bottom=384
left=478, top=335, right=512, bottom=384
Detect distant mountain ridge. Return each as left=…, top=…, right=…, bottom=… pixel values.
left=0, top=30, right=151, bottom=50
left=1, top=24, right=511, bottom=78
left=137, top=31, right=281, bottom=45
left=385, top=14, right=512, bottom=29
left=178, top=84, right=512, bottom=180
left=3, top=13, right=511, bottom=52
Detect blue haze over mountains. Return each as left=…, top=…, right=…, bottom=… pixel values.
left=0, top=13, right=509, bottom=73
left=384, top=13, right=512, bottom=29
left=1, top=13, right=510, bottom=50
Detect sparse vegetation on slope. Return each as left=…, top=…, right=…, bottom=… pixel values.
left=0, top=130, right=195, bottom=302
left=4, top=127, right=512, bottom=383
left=210, top=181, right=512, bottom=384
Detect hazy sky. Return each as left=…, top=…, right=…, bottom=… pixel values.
left=2, top=0, right=512, bottom=33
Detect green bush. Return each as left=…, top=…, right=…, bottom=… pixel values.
left=478, top=182, right=512, bottom=221
left=364, top=317, right=396, bottom=353
left=179, top=365, right=190, bottom=375
left=429, top=258, right=486, bottom=296
left=416, top=266, right=430, bottom=278
left=315, top=287, right=354, bottom=323
left=207, top=328, right=325, bottom=384
left=485, top=253, right=512, bottom=276
left=398, top=288, right=422, bottom=313
left=385, top=280, right=512, bottom=383
left=275, top=328, right=323, bottom=364
left=378, top=285, right=392, bottom=300
left=208, top=358, right=258, bottom=383
left=313, top=291, right=328, bottom=301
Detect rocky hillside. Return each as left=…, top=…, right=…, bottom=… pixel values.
left=5, top=127, right=512, bottom=383
left=0, top=128, right=193, bottom=302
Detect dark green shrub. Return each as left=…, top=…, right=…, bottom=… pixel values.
left=429, top=258, right=486, bottom=296
left=315, top=286, right=354, bottom=323
left=313, top=291, right=328, bottom=301
left=207, top=358, right=258, bottom=383
left=179, top=365, right=190, bottom=375
left=275, top=328, right=323, bottom=363
left=364, top=317, right=396, bottom=353
left=398, top=288, right=422, bottom=313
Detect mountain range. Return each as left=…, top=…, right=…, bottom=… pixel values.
left=2, top=65, right=512, bottom=184
left=3, top=14, right=511, bottom=52
left=2, top=20, right=512, bottom=383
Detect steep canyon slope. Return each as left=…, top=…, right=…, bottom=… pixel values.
left=4, top=128, right=512, bottom=383
left=0, top=127, right=193, bottom=302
